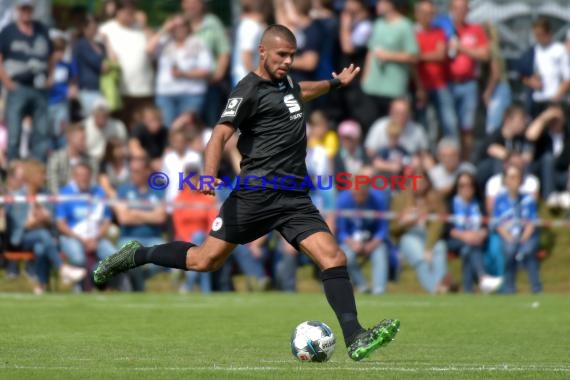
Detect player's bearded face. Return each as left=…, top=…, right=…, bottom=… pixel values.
left=262, top=38, right=296, bottom=81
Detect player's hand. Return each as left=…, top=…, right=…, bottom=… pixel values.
left=197, top=177, right=222, bottom=196
left=332, top=63, right=361, bottom=87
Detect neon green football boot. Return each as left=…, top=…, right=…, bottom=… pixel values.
left=93, top=240, right=142, bottom=285
left=347, top=319, right=400, bottom=361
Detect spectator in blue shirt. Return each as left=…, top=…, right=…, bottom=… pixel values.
left=48, top=35, right=78, bottom=150
left=336, top=167, right=389, bottom=294
left=113, top=157, right=168, bottom=291
left=447, top=171, right=502, bottom=293
left=56, top=161, right=116, bottom=281
left=493, top=165, right=542, bottom=294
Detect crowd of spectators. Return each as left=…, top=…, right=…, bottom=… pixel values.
left=1, top=0, right=569, bottom=295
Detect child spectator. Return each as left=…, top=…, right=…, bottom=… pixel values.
left=373, top=121, right=412, bottom=177
left=98, top=138, right=130, bottom=199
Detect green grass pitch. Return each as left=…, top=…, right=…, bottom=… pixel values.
left=1, top=293, right=568, bottom=379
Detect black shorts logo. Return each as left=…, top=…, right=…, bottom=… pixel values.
left=221, top=98, right=243, bottom=117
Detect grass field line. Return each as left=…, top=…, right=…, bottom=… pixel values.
left=2, top=364, right=570, bottom=373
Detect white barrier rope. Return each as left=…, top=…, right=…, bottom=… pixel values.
left=0, top=194, right=567, bottom=228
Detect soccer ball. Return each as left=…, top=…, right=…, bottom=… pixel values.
left=291, top=321, right=336, bottom=362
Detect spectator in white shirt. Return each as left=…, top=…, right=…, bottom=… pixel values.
left=365, top=98, right=431, bottom=165
left=161, top=128, right=203, bottom=214
left=231, top=0, right=268, bottom=87
left=98, top=0, right=154, bottom=129
left=484, top=151, right=540, bottom=215
left=428, top=138, right=476, bottom=199
left=148, top=15, right=214, bottom=128
left=522, top=18, right=570, bottom=117
left=84, top=98, right=128, bottom=164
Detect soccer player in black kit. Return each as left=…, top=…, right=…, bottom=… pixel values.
left=94, top=24, right=399, bottom=361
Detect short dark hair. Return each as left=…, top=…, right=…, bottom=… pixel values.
left=533, top=17, right=551, bottom=34
left=261, top=24, right=297, bottom=46
left=503, top=103, right=526, bottom=121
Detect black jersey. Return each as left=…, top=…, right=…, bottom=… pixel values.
left=217, top=72, right=309, bottom=192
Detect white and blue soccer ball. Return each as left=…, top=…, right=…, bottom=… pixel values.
left=291, top=321, right=336, bottom=362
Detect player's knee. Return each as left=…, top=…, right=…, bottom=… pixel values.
left=320, top=248, right=347, bottom=269
left=194, top=255, right=223, bottom=272
left=333, top=249, right=347, bottom=267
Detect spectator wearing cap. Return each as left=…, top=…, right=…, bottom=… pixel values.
left=83, top=98, right=127, bottom=164
left=333, top=119, right=369, bottom=179
left=73, top=14, right=107, bottom=117
left=0, top=0, right=54, bottom=161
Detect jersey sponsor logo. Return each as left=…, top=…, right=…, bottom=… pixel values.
left=283, top=94, right=301, bottom=114
left=221, top=98, right=243, bottom=117
left=212, top=217, right=223, bottom=232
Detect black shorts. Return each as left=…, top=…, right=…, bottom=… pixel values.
left=209, top=189, right=331, bottom=250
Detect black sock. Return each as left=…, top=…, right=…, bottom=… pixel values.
left=321, top=266, right=364, bottom=345
left=133, top=241, right=195, bottom=270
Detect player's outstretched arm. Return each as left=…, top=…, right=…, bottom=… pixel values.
left=299, top=63, right=360, bottom=102
left=201, top=122, right=236, bottom=196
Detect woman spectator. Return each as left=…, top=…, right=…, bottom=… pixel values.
left=447, top=171, right=503, bottom=293
left=389, top=166, right=449, bottom=294
left=493, top=164, right=542, bottom=294
left=98, top=138, right=130, bottom=199
left=333, top=120, right=369, bottom=179
left=73, top=15, right=108, bottom=117
left=482, top=23, right=512, bottom=135
left=148, top=15, right=214, bottom=128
